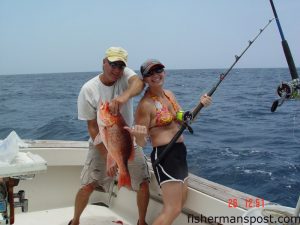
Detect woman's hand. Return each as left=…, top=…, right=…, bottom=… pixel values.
left=200, top=94, right=212, bottom=107
left=124, top=125, right=148, bottom=147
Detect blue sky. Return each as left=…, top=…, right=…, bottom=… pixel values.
left=0, top=0, right=299, bottom=75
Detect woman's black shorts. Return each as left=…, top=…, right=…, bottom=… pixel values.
left=150, top=142, right=188, bottom=186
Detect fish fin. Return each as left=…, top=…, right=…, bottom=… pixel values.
left=128, top=145, right=135, bottom=161
left=100, top=127, right=108, bottom=149
left=93, top=133, right=102, bottom=145
left=106, top=153, right=117, bottom=177
left=118, top=171, right=132, bottom=190
left=106, top=153, right=115, bottom=170
left=126, top=130, right=135, bottom=161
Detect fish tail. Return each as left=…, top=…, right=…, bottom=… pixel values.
left=118, top=171, right=132, bottom=190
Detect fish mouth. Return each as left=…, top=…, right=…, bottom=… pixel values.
left=100, top=102, right=109, bottom=110
left=99, top=114, right=116, bottom=127
left=99, top=104, right=118, bottom=126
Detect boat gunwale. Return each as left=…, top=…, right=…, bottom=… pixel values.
left=20, top=140, right=269, bottom=211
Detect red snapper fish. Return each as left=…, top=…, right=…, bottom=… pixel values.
left=97, top=102, right=134, bottom=189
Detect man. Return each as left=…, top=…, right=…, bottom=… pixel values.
left=69, top=47, right=149, bottom=225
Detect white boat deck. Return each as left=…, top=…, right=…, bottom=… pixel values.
left=15, top=205, right=132, bottom=225
left=0, top=140, right=278, bottom=225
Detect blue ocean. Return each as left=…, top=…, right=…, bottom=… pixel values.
left=0, top=68, right=299, bottom=208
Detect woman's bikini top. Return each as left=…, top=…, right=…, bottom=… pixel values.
left=148, top=90, right=180, bottom=129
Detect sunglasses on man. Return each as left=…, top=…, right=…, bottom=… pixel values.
left=144, top=68, right=164, bottom=77
left=108, top=60, right=126, bottom=70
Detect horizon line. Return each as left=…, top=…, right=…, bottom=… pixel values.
left=1, top=66, right=299, bottom=76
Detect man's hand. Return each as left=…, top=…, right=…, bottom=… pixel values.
left=108, top=75, right=144, bottom=115
left=109, top=95, right=128, bottom=115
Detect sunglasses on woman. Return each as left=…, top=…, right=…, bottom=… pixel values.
left=144, top=68, right=164, bottom=77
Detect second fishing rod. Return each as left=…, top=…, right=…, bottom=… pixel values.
left=152, top=19, right=274, bottom=168
left=269, top=0, right=300, bottom=112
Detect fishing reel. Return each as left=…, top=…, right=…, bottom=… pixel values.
left=176, top=110, right=193, bottom=123
left=271, top=78, right=300, bottom=112
left=176, top=110, right=194, bottom=134
left=277, top=78, right=300, bottom=99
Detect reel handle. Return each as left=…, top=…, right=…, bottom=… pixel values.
left=271, top=100, right=279, bottom=112
left=271, top=92, right=287, bottom=112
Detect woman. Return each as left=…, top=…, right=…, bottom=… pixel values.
left=126, top=59, right=212, bottom=225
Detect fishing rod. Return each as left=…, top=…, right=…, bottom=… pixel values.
left=269, top=0, right=300, bottom=112
left=153, top=19, right=274, bottom=168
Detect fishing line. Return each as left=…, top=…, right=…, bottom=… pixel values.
left=168, top=71, right=207, bottom=112
left=153, top=19, right=274, bottom=168
left=269, top=0, right=300, bottom=112
left=293, top=114, right=300, bottom=144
